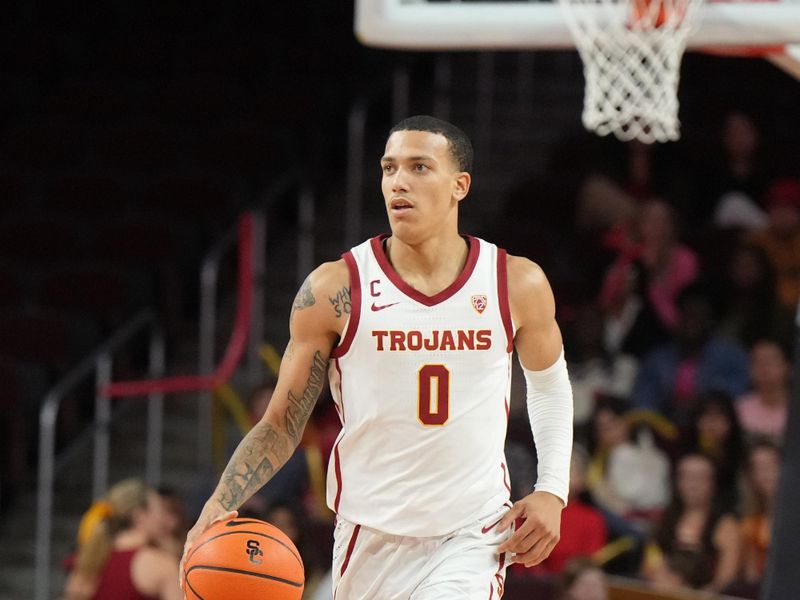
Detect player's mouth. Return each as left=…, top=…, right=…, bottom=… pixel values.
left=390, top=198, right=414, bottom=214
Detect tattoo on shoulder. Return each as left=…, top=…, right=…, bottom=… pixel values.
left=290, top=276, right=315, bottom=323
left=284, top=350, right=327, bottom=443
left=329, top=286, right=351, bottom=318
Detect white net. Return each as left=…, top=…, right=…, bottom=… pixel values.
left=558, top=0, right=704, bottom=143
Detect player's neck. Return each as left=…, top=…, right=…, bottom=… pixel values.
left=385, top=233, right=469, bottom=295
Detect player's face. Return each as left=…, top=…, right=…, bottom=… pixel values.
left=380, top=130, right=470, bottom=243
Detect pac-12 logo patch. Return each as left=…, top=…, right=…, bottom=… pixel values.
left=246, top=539, right=264, bottom=564
left=471, top=294, right=488, bottom=314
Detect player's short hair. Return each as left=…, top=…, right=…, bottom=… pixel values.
left=389, top=115, right=474, bottom=173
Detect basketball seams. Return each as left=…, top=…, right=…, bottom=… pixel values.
left=184, top=576, right=207, bottom=600
left=186, top=528, right=304, bottom=568
left=185, top=564, right=304, bottom=587
left=183, top=522, right=305, bottom=599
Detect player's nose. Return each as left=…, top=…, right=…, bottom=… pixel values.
left=390, top=168, right=409, bottom=193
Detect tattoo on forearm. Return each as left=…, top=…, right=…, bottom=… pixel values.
left=216, top=421, right=292, bottom=511
left=329, top=286, right=351, bottom=318
left=290, top=276, right=315, bottom=324
left=285, top=350, right=327, bottom=442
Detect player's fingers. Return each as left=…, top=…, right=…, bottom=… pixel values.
left=515, top=537, right=558, bottom=568
left=498, top=523, right=541, bottom=554
left=496, top=503, right=522, bottom=533
left=211, top=510, right=238, bottom=524
left=179, top=511, right=237, bottom=588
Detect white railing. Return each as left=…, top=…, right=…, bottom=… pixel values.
left=35, top=310, right=164, bottom=600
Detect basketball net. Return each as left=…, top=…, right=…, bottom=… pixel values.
left=558, top=0, right=704, bottom=143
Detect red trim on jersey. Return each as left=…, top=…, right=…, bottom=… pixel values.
left=330, top=251, right=361, bottom=358
left=333, top=358, right=346, bottom=424
left=369, top=234, right=480, bottom=307
left=340, top=524, right=361, bottom=576
left=501, top=463, right=512, bottom=494
left=494, top=552, right=507, bottom=597
left=497, top=248, right=514, bottom=353
left=333, top=439, right=343, bottom=512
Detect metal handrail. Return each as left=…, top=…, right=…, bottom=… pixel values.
left=197, top=171, right=317, bottom=465
left=35, top=309, right=164, bottom=600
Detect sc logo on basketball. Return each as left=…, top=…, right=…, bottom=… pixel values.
left=246, top=539, right=264, bottom=564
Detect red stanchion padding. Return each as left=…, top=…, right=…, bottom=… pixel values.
left=105, top=211, right=255, bottom=398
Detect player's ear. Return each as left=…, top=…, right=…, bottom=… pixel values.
left=452, top=171, right=471, bottom=202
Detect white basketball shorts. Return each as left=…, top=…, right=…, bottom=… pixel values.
left=331, top=504, right=512, bottom=600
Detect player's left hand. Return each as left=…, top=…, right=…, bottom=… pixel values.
left=497, top=491, right=563, bottom=567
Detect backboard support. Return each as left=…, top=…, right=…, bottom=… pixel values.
left=355, top=0, right=800, bottom=50
left=355, top=0, right=800, bottom=142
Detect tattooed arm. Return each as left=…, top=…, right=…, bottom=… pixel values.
left=180, top=259, right=350, bottom=585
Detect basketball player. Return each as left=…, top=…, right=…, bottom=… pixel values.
left=181, top=115, right=573, bottom=598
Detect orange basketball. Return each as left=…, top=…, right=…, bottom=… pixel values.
left=183, top=518, right=304, bottom=600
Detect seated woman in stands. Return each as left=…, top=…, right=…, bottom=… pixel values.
left=63, top=478, right=181, bottom=600
left=740, top=440, right=781, bottom=587
left=642, top=453, right=741, bottom=593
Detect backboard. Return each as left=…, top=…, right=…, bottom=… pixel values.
left=355, top=0, right=800, bottom=50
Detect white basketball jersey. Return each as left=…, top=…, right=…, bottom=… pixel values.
left=326, top=235, right=515, bottom=537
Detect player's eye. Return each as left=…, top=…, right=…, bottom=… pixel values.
left=382, top=164, right=395, bottom=174
left=414, top=163, right=428, bottom=172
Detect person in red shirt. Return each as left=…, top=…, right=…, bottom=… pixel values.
left=514, top=444, right=607, bottom=575
left=63, top=478, right=181, bottom=600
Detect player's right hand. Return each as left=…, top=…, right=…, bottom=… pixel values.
left=179, top=509, right=238, bottom=594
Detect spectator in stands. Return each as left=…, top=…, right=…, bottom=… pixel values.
left=716, top=244, right=792, bottom=349
left=514, top=444, right=607, bottom=576
left=154, top=487, right=189, bottom=560
left=599, top=259, right=671, bottom=361
left=739, top=441, right=781, bottom=587
left=600, top=199, right=699, bottom=333
left=747, top=177, right=800, bottom=313
left=587, top=396, right=671, bottom=523
left=576, top=139, right=684, bottom=233
left=681, top=390, right=746, bottom=509
left=643, top=453, right=741, bottom=593
left=63, top=478, right=181, bottom=600
left=631, top=283, right=750, bottom=425
left=736, top=339, right=791, bottom=444
left=689, top=110, right=769, bottom=228
left=712, top=191, right=768, bottom=233
left=558, top=556, right=609, bottom=600
left=563, top=303, right=640, bottom=432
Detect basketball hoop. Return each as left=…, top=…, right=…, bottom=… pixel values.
left=558, top=0, right=704, bottom=143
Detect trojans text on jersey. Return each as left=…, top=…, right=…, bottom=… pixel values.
left=371, top=329, right=492, bottom=352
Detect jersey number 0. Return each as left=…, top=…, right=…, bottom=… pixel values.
left=418, top=364, right=450, bottom=426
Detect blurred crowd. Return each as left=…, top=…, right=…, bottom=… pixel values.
left=504, top=108, right=797, bottom=599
